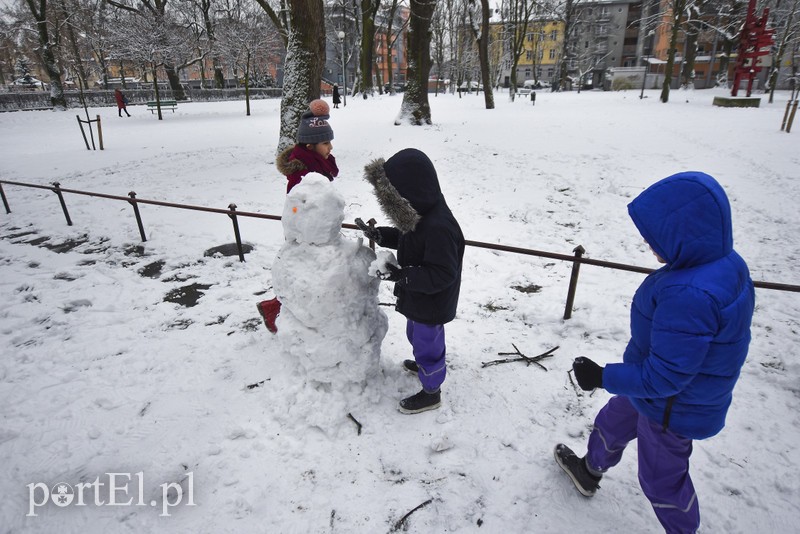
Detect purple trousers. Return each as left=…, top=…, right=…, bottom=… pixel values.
left=586, top=396, right=700, bottom=534
left=406, top=320, right=446, bottom=392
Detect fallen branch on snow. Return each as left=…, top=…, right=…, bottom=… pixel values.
left=390, top=499, right=433, bottom=532
left=481, top=344, right=558, bottom=370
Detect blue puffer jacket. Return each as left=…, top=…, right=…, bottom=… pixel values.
left=602, top=171, right=755, bottom=440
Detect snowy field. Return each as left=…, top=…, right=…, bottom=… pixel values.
left=1, top=87, right=799, bottom=533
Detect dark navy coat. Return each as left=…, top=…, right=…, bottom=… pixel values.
left=603, top=171, right=755, bottom=439
left=369, top=149, right=464, bottom=325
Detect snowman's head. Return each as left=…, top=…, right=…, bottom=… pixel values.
left=282, top=174, right=345, bottom=245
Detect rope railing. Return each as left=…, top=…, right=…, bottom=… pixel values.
left=1, top=179, right=797, bottom=321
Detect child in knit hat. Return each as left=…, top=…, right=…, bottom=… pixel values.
left=277, top=99, right=339, bottom=193
left=257, top=99, right=339, bottom=332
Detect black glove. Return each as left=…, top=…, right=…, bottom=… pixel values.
left=572, top=357, right=604, bottom=391
left=355, top=218, right=382, bottom=245
left=379, top=262, right=403, bottom=282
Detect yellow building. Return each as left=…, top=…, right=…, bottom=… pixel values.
left=491, top=19, right=565, bottom=87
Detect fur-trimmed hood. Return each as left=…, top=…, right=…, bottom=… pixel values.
left=363, top=149, right=443, bottom=233
left=276, top=146, right=308, bottom=177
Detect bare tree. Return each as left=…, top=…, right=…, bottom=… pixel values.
left=395, top=0, right=435, bottom=124
left=501, top=0, right=535, bottom=100
left=105, top=0, right=190, bottom=100
left=767, top=0, right=800, bottom=102
left=466, top=0, right=494, bottom=108
left=217, top=4, right=282, bottom=114
left=20, top=0, right=68, bottom=108
left=109, top=9, right=188, bottom=118
left=660, top=0, right=688, bottom=102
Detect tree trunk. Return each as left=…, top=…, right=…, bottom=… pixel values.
left=164, top=65, right=187, bottom=100
left=660, top=0, right=686, bottom=103
left=768, top=2, right=796, bottom=103
left=476, top=0, right=494, bottom=109
left=360, top=0, right=379, bottom=96
left=25, top=0, right=67, bottom=109
left=396, top=0, right=436, bottom=125
left=558, top=0, right=573, bottom=91
left=245, top=51, right=251, bottom=116
left=153, top=63, right=163, bottom=120
left=680, top=21, right=699, bottom=88
left=278, top=0, right=325, bottom=152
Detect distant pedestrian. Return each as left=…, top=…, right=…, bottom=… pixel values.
left=555, top=171, right=755, bottom=533
left=332, top=85, right=341, bottom=109
left=114, top=89, right=130, bottom=117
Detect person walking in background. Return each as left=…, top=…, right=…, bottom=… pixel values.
left=555, top=171, right=755, bottom=533
left=256, top=99, right=338, bottom=333
left=357, top=148, right=465, bottom=414
left=114, top=88, right=130, bottom=117
left=332, top=85, right=341, bottom=109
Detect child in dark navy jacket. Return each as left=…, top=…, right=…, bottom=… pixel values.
left=358, top=148, right=465, bottom=414
left=556, top=171, right=755, bottom=533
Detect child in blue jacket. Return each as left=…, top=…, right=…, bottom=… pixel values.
left=556, top=171, right=755, bottom=533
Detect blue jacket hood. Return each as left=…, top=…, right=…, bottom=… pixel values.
left=628, top=171, right=733, bottom=270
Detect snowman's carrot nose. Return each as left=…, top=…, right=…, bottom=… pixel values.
left=292, top=206, right=298, bottom=213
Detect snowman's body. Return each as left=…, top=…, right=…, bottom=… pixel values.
left=272, top=174, right=387, bottom=387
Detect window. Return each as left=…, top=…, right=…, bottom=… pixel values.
left=526, top=50, right=533, bottom=60
left=527, top=33, right=533, bottom=41
left=525, top=68, right=531, bottom=77
left=538, top=50, right=544, bottom=60
left=549, top=49, right=556, bottom=59
left=550, top=30, right=558, bottom=41
left=547, top=68, right=554, bottom=77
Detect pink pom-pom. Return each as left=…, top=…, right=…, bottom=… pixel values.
left=308, top=99, right=330, bottom=116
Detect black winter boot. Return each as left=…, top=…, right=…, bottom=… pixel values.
left=402, top=359, right=419, bottom=374
left=554, top=443, right=602, bottom=497
left=398, top=389, right=441, bottom=414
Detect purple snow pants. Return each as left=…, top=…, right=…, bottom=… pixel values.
left=406, top=320, right=446, bottom=392
left=586, top=395, right=700, bottom=534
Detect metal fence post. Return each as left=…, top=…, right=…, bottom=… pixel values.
left=563, top=245, right=585, bottom=320
left=228, top=203, right=245, bottom=262
left=52, top=182, right=73, bottom=226
left=128, top=191, right=147, bottom=242
left=0, top=182, right=10, bottom=214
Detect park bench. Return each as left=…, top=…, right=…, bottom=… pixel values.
left=146, top=100, right=178, bottom=113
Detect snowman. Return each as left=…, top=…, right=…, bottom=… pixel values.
left=272, top=174, right=388, bottom=401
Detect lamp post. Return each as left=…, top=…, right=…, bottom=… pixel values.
left=337, top=30, right=347, bottom=107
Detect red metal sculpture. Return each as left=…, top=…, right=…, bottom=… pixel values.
left=731, top=0, right=775, bottom=97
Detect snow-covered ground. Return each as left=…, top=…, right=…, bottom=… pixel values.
left=1, top=87, right=798, bottom=533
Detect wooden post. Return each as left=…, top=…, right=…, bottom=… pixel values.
left=781, top=100, right=792, bottom=131
left=96, top=115, right=104, bottom=150
left=563, top=245, right=585, bottom=320
left=786, top=100, right=798, bottom=133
